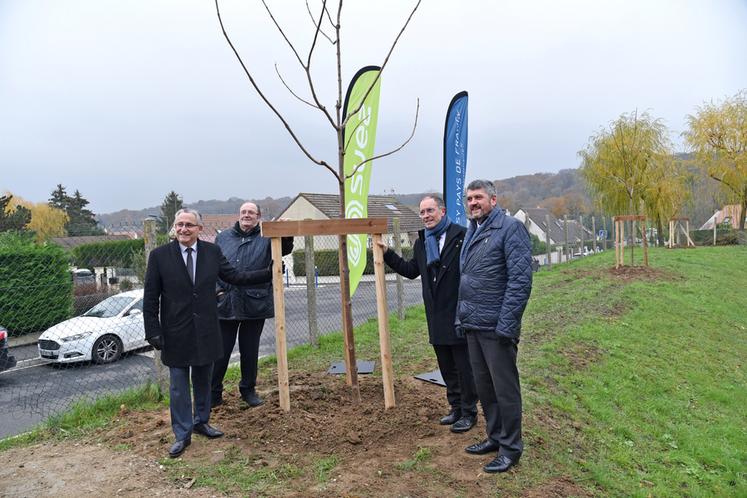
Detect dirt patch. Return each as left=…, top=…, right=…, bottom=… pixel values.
left=522, top=477, right=593, bottom=497
left=560, top=343, right=604, bottom=370
left=0, top=441, right=215, bottom=497
left=1, top=371, right=591, bottom=496
left=607, top=265, right=677, bottom=281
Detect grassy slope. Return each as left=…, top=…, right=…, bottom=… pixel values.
left=516, top=246, right=747, bottom=497
left=2, top=246, right=745, bottom=497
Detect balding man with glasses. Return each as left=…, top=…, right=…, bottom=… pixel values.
left=143, top=208, right=272, bottom=458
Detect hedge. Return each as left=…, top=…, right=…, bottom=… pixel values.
left=691, top=229, right=746, bottom=246
left=0, top=236, right=73, bottom=336
left=292, top=247, right=414, bottom=276
left=71, top=239, right=144, bottom=269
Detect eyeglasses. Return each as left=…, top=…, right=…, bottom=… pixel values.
left=241, top=211, right=259, bottom=216
left=175, top=222, right=199, bottom=229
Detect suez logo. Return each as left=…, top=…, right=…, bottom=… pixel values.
left=345, top=103, right=373, bottom=267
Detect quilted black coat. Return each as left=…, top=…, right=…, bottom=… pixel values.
left=456, top=208, right=533, bottom=339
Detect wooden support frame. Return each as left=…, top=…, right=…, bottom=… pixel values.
left=613, top=215, right=649, bottom=268
left=262, top=218, right=395, bottom=411
left=666, top=217, right=696, bottom=248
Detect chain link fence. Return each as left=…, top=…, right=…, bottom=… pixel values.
left=0, top=221, right=422, bottom=439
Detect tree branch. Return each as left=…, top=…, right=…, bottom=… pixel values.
left=303, top=0, right=338, bottom=129
left=275, top=63, right=317, bottom=108
left=342, top=0, right=421, bottom=128
left=344, top=99, right=419, bottom=180
left=305, top=0, right=335, bottom=44
left=215, top=0, right=340, bottom=182
left=260, top=0, right=306, bottom=68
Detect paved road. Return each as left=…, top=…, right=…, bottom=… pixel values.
left=0, top=279, right=424, bottom=439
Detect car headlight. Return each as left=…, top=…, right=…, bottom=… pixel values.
left=61, top=331, right=93, bottom=342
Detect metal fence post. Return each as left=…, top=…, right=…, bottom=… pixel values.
left=143, top=217, right=168, bottom=395
left=545, top=213, right=552, bottom=268
left=563, top=215, right=569, bottom=262
left=580, top=215, right=585, bottom=254
left=304, top=235, right=319, bottom=347
left=392, top=218, right=405, bottom=320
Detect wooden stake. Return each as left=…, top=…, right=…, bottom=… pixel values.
left=271, top=238, right=290, bottom=411
left=641, top=219, right=649, bottom=266
left=372, top=233, right=396, bottom=409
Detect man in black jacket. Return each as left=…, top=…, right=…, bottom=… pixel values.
left=211, top=202, right=293, bottom=407
left=143, top=208, right=272, bottom=458
left=377, top=195, right=478, bottom=433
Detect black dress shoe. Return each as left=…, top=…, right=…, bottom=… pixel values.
left=193, top=423, right=224, bottom=438
left=168, top=439, right=191, bottom=458
left=439, top=409, right=460, bottom=425
left=450, top=415, right=477, bottom=433
left=483, top=454, right=518, bottom=473
left=465, top=439, right=499, bottom=455
left=242, top=391, right=264, bottom=407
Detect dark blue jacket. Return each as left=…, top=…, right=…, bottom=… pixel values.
left=215, top=223, right=293, bottom=320
left=456, top=208, right=533, bottom=340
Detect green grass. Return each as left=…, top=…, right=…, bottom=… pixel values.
left=3, top=245, right=745, bottom=497
left=396, top=446, right=433, bottom=471
left=0, top=382, right=164, bottom=452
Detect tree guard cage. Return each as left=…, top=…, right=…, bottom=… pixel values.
left=261, top=218, right=395, bottom=412
left=613, top=215, right=649, bottom=269
left=667, top=217, right=696, bottom=248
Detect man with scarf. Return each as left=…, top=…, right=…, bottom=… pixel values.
left=377, top=195, right=478, bottom=433
left=211, top=202, right=293, bottom=408
left=457, top=179, right=533, bottom=473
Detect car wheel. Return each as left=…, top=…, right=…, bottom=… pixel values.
left=92, top=335, right=123, bottom=364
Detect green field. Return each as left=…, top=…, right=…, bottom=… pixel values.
left=3, top=245, right=745, bottom=497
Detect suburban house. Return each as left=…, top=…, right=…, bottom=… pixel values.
left=200, top=214, right=237, bottom=243
left=513, top=207, right=594, bottom=246
left=699, top=205, right=746, bottom=230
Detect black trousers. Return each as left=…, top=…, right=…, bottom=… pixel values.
left=433, top=343, right=478, bottom=417
left=466, top=331, right=523, bottom=461
left=211, top=319, right=265, bottom=400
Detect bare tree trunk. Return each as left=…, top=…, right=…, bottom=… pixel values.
left=337, top=181, right=360, bottom=402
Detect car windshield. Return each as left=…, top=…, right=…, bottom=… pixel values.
left=83, top=296, right=134, bottom=318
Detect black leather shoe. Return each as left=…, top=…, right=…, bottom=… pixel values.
left=168, top=438, right=191, bottom=458
left=193, top=423, right=224, bottom=438
left=242, top=391, right=264, bottom=407
left=439, top=409, right=460, bottom=425
left=465, top=439, right=499, bottom=455
left=483, top=454, right=518, bottom=473
left=450, top=415, right=476, bottom=433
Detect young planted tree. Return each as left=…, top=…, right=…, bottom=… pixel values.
left=685, top=90, right=747, bottom=231
left=214, top=0, right=421, bottom=400
left=579, top=111, right=681, bottom=260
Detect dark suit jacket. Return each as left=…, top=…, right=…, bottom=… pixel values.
left=143, top=240, right=271, bottom=367
left=383, top=223, right=466, bottom=345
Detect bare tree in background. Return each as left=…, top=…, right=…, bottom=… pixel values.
left=214, top=0, right=421, bottom=401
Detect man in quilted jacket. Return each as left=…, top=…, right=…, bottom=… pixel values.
left=456, top=179, right=533, bottom=474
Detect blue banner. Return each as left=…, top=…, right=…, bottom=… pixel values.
left=443, top=91, right=469, bottom=226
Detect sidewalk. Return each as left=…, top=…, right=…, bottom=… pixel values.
left=8, top=331, right=42, bottom=348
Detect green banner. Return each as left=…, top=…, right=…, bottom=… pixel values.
left=343, top=66, right=381, bottom=296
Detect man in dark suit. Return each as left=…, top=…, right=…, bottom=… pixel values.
left=376, top=195, right=478, bottom=433
left=143, top=208, right=272, bottom=458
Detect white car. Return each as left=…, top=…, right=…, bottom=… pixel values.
left=38, top=289, right=147, bottom=364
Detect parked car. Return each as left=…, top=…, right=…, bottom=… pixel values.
left=71, top=268, right=96, bottom=286
left=0, top=325, right=18, bottom=372
left=38, top=289, right=146, bottom=364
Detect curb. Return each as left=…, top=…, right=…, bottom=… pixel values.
left=8, top=332, right=42, bottom=349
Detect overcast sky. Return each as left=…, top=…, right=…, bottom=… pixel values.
left=1, top=0, right=745, bottom=214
